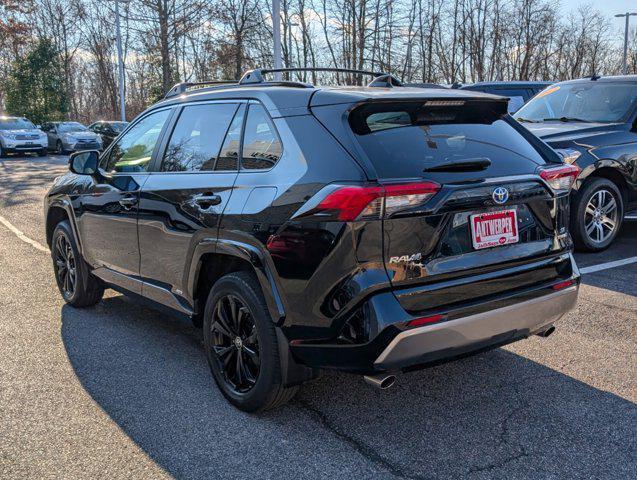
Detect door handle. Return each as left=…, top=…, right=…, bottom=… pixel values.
left=118, top=195, right=138, bottom=209
left=194, top=194, right=222, bottom=209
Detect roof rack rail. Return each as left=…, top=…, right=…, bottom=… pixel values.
left=164, top=80, right=237, bottom=99
left=239, top=67, right=403, bottom=88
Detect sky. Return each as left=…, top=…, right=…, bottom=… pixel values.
left=561, top=0, right=636, bottom=16
left=561, top=0, right=637, bottom=44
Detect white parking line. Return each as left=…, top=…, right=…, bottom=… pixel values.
left=580, top=256, right=637, bottom=274
left=0, top=214, right=49, bottom=253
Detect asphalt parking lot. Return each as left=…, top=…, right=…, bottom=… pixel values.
left=0, top=154, right=635, bottom=480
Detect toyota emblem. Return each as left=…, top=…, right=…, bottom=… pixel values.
left=492, top=187, right=509, bottom=204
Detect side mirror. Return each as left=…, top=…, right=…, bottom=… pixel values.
left=69, top=150, right=99, bottom=175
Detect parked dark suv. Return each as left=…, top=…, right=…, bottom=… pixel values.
left=45, top=68, right=580, bottom=411
left=515, top=75, right=637, bottom=251
left=457, top=81, right=553, bottom=113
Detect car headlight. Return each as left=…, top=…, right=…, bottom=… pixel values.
left=554, top=148, right=582, bottom=164
left=1, top=133, right=17, bottom=140
left=66, top=136, right=78, bottom=143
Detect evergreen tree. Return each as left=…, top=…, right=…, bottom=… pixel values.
left=5, top=38, right=68, bottom=124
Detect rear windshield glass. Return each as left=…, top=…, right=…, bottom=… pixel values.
left=350, top=101, right=545, bottom=178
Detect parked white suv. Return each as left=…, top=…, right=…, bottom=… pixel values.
left=0, top=116, right=47, bottom=157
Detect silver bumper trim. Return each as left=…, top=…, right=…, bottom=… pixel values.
left=374, top=285, right=579, bottom=367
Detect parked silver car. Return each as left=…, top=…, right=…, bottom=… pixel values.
left=0, top=116, right=48, bottom=157
left=41, top=122, right=102, bottom=154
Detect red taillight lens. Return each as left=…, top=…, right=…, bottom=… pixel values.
left=315, top=182, right=440, bottom=221
left=540, top=164, right=580, bottom=192
left=407, top=314, right=444, bottom=328
left=315, top=185, right=384, bottom=221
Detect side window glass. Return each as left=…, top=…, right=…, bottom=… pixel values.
left=101, top=109, right=170, bottom=173
left=215, top=105, right=245, bottom=171
left=161, top=103, right=237, bottom=172
left=241, top=104, right=282, bottom=170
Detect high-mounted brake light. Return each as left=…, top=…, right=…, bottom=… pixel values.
left=540, top=164, right=580, bottom=192
left=314, top=182, right=440, bottom=221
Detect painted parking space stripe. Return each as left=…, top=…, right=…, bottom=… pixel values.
left=0, top=214, right=49, bottom=252
left=580, top=256, right=637, bottom=275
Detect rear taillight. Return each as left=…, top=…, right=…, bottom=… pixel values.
left=540, top=164, right=580, bottom=192
left=314, top=181, right=440, bottom=221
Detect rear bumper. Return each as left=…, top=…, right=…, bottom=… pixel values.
left=374, top=285, right=578, bottom=370
left=289, top=259, right=580, bottom=374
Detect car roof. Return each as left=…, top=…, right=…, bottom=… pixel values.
left=460, top=81, right=553, bottom=89
left=152, top=84, right=507, bottom=117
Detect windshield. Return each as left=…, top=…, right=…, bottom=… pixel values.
left=58, top=122, right=87, bottom=133
left=516, top=82, right=637, bottom=123
left=0, top=118, right=35, bottom=130
left=111, top=122, right=128, bottom=133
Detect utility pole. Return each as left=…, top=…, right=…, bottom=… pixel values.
left=287, top=20, right=299, bottom=69
left=615, top=12, right=637, bottom=75
left=112, top=0, right=128, bottom=121
left=272, top=0, right=282, bottom=81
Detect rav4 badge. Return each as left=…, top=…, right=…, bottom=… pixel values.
left=389, top=253, right=422, bottom=264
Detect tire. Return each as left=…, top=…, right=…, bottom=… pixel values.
left=571, top=177, right=624, bottom=252
left=51, top=220, right=104, bottom=307
left=0, top=144, right=5, bottom=158
left=38, top=149, right=47, bottom=157
left=55, top=140, right=64, bottom=155
left=203, top=271, right=298, bottom=412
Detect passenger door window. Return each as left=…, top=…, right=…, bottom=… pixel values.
left=161, top=103, right=238, bottom=172
left=216, top=105, right=245, bottom=171
left=241, top=104, right=282, bottom=170
left=101, top=109, right=170, bottom=174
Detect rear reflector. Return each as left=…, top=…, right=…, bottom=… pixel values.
left=540, top=164, right=580, bottom=192
left=407, top=314, right=444, bottom=328
left=315, top=181, right=440, bottom=221
left=552, top=279, right=575, bottom=291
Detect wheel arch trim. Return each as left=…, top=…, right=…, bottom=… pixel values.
left=46, top=197, right=82, bottom=253
left=188, top=238, right=286, bottom=324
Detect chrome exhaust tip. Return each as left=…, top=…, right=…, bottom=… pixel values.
left=536, top=325, right=556, bottom=338
left=364, top=373, right=396, bottom=389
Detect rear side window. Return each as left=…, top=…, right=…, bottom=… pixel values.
left=161, top=103, right=238, bottom=172
left=350, top=101, right=546, bottom=179
left=241, top=104, right=282, bottom=170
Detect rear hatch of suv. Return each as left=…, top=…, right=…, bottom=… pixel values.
left=310, top=89, right=577, bottom=317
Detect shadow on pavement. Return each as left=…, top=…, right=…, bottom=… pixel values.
left=0, top=156, right=68, bottom=209
left=61, top=296, right=636, bottom=479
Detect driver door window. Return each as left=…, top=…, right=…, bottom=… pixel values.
left=101, top=109, right=170, bottom=173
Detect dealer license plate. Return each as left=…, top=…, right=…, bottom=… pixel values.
left=470, top=209, right=519, bottom=250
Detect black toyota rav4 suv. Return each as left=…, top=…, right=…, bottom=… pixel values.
left=45, top=68, right=580, bottom=411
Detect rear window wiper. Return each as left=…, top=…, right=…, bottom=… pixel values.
left=423, top=158, right=491, bottom=173
left=542, top=117, right=588, bottom=123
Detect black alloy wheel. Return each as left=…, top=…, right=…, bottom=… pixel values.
left=203, top=272, right=298, bottom=412
left=53, top=231, right=77, bottom=300
left=209, top=294, right=260, bottom=393
left=51, top=220, right=104, bottom=307
left=56, top=140, right=64, bottom=155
